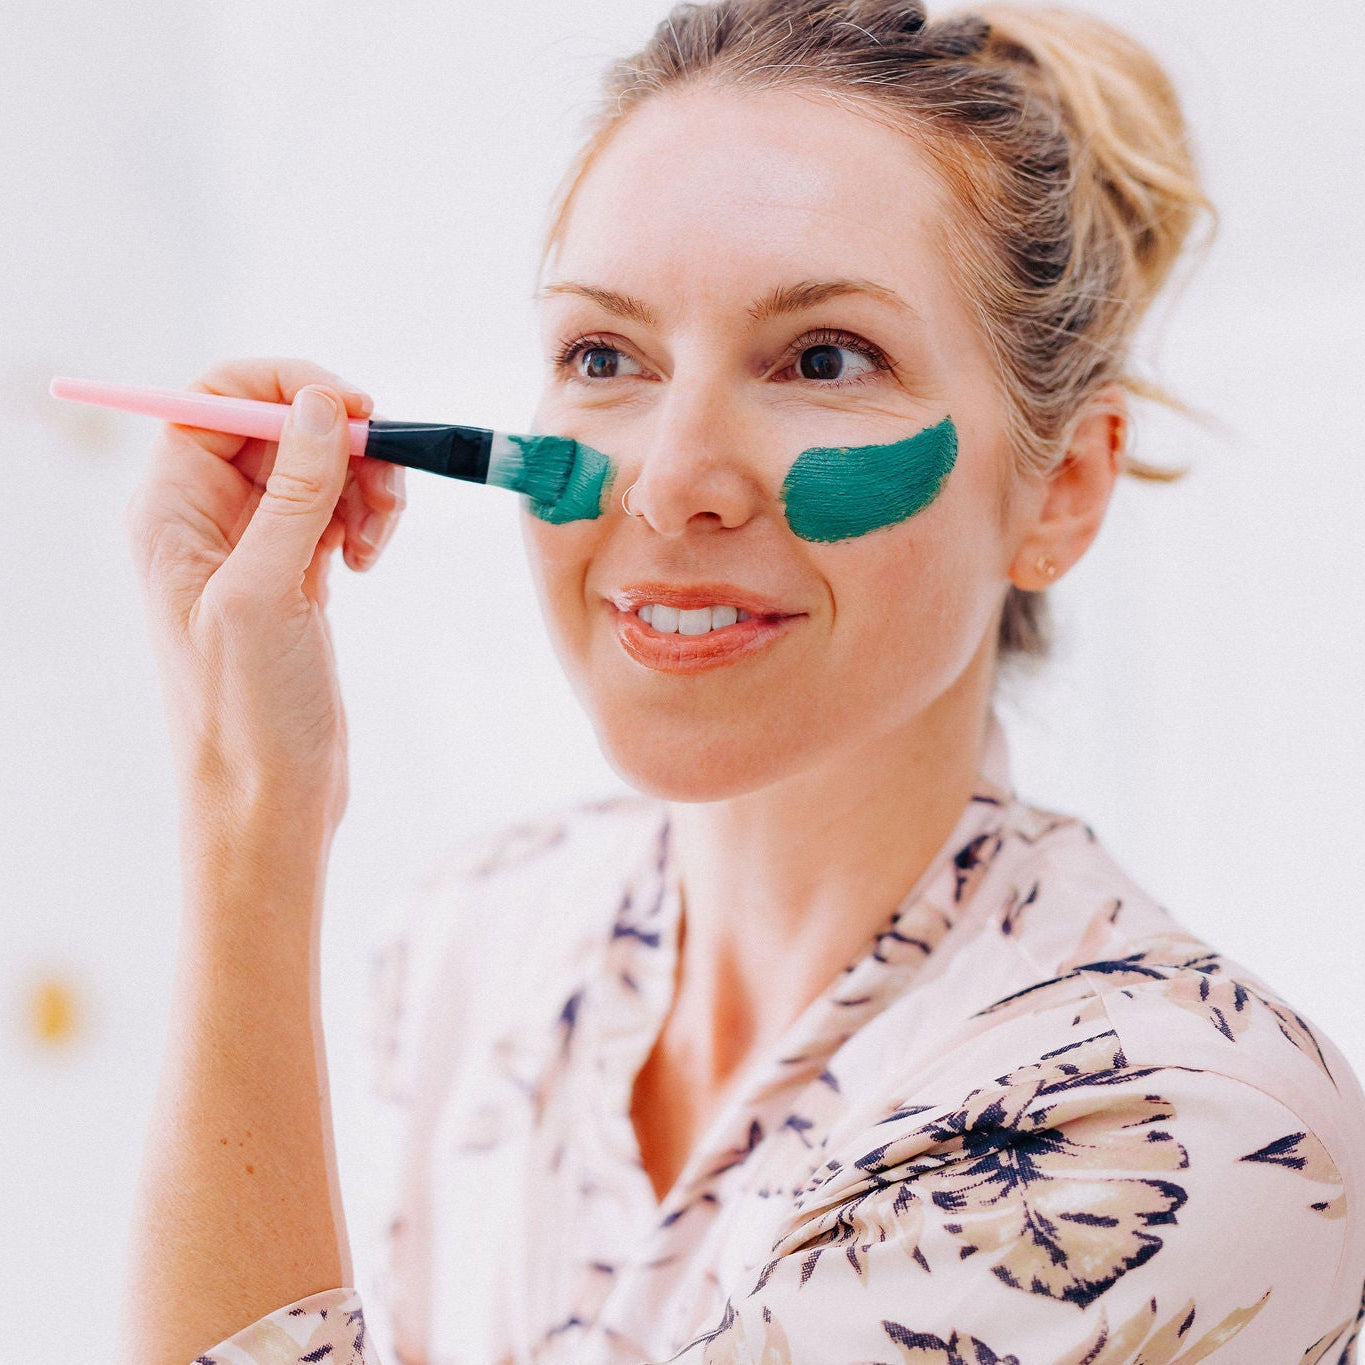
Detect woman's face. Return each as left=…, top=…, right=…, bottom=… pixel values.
left=524, top=85, right=1034, bottom=802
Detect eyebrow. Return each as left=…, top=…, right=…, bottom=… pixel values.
left=537, top=277, right=921, bottom=329
left=536, top=282, right=660, bottom=328
left=747, top=278, right=921, bottom=324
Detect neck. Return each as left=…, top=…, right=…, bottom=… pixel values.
left=662, top=647, right=999, bottom=1093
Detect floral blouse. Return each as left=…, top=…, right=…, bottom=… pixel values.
left=197, top=717, right=1365, bottom=1364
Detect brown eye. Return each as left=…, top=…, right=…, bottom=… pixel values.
left=793, top=341, right=887, bottom=385
left=798, top=344, right=847, bottom=381
left=581, top=347, right=623, bottom=379
left=561, top=342, right=645, bottom=381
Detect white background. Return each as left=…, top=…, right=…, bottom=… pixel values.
left=1, top=1, right=1362, bottom=1358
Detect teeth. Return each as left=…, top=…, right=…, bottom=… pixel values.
left=634, top=604, right=751, bottom=635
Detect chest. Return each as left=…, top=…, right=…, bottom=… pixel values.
left=629, top=1041, right=720, bottom=1206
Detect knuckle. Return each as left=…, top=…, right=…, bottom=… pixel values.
left=189, top=355, right=326, bottom=400
left=201, top=576, right=259, bottom=630
left=187, top=356, right=257, bottom=393
left=266, top=465, right=328, bottom=505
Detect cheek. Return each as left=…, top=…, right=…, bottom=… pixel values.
left=814, top=485, right=1006, bottom=707
left=519, top=511, right=600, bottom=666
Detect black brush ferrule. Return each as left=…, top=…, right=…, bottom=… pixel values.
left=362, top=420, right=493, bottom=484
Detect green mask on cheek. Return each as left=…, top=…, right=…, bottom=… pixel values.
left=519, top=415, right=958, bottom=538
left=780, top=416, right=958, bottom=543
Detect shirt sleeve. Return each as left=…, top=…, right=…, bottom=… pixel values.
left=660, top=1053, right=1355, bottom=1365
left=191, top=1287, right=372, bottom=1363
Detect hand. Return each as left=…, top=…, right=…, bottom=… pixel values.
left=123, top=356, right=406, bottom=845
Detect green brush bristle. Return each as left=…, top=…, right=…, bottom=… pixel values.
left=490, top=433, right=614, bottom=524
left=501, top=434, right=577, bottom=504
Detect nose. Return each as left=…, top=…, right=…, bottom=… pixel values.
left=618, top=374, right=768, bottom=537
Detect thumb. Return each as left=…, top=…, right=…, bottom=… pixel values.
left=235, top=385, right=350, bottom=597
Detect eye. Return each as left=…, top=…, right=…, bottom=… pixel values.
left=798, top=344, right=870, bottom=382
left=776, top=329, right=893, bottom=388
left=554, top=336, right=646, bottom=382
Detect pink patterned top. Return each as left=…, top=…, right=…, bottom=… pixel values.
left=197, top=719, right=1365, bottom=1364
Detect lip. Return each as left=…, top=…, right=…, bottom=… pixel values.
left=612, top=608, right=801, bottom=674
left=610, top=582, right=797, bottom=618
left=607, top=582, right=805, bottom=675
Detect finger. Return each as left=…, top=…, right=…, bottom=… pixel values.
left=134, top=361, right=374, bottom=540
left=224, top=385, right=351, bottom=601
left=304, top=517, right=346, bottom=610
left=345, top=457, right=406, bottom=567
left=185, top=357, right=374, bottom=462
left=352, top=454, right=406, bottom=515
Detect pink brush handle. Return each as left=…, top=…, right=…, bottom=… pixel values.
left=49, top=376, right=372, bottom=458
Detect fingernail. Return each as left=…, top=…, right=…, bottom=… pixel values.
left=357, top=511, right=382, bottom=551
left=348, top=391, right=375, bottom=415
left=294, top=387, right=338, bottom=435
left=382, top=463, right=403, bottom=499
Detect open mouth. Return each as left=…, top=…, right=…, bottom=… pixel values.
left=609, top=596, right=801, bottom=673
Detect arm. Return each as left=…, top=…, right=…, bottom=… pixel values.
left=115, top=356, right=403, bottom=1365
left=116, top=806, right=353, bottom=1365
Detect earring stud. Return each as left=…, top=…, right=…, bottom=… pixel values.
left=1036, top=553, right=1059, bottom=580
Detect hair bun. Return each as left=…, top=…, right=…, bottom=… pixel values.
left=975, top=4, right=1215, bottom=311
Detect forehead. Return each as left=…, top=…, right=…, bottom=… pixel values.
left=553, top=84, right=961, bottom=323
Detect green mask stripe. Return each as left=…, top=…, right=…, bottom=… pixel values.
left=780, top=416, right=958, bottom=543
left=520, top=416, right=957, bottom=537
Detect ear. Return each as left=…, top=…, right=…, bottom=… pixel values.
left=1008, top=384, right=1128, bottom=590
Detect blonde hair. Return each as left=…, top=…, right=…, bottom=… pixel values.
left=540, top=1, right=1217, bottom=660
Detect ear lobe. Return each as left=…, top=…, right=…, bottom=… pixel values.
left=1008, top=386, right=1127, bottom=591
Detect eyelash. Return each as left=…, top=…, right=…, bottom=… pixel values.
left=551, top=327, right=895, bottom=388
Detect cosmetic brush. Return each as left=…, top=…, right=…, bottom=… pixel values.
left=48, top=376, right=613, bottom=521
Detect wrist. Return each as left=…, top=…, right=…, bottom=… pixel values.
left=177, top=788, right=334, bottom=938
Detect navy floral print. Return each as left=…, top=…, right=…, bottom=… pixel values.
left=197, top=717, right=1365, bottom=1364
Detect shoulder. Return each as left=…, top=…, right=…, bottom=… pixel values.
left=745, top=801, right=1365, bottom=1355
left=405, top=790, right=665, bottom=899
left=982, top=795, right=1364, bottom=1145
left=973, top=794, right=1365, bottom=1147
left=936, top=794, right=1365, bottom=1292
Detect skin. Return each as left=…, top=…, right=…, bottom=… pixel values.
left=118, top=361, right=401, bottom=1363
left=523, top=84, right=1126, bottom=1200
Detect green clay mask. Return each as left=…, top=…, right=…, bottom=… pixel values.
left=516, top=435, right=615, bottom=525
left=781, top=416, right=958, bottom=543
left=516, top=415, right=956, bottom=536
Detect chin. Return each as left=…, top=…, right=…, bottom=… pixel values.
left=592, top=722, right=808, bottom=804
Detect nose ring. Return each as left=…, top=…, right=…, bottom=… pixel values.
left=621, top=481, right=643, bottom=518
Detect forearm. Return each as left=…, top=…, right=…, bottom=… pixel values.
left=118, top=802, right=352, bottom=1365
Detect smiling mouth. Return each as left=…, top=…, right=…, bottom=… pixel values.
left=608, top=586, right=803, bottom=673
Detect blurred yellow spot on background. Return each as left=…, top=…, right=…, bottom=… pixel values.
left=28, top=976, right=81, bottom=1046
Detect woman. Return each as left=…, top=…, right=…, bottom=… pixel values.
left=118, top=2, right=1365, bottom=1362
